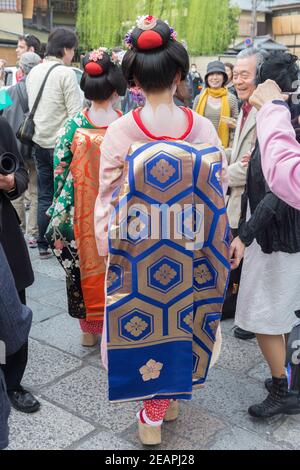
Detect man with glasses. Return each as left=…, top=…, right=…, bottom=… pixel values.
left=223, top=48, right=264, bottom=340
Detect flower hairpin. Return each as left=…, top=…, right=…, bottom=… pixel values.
left=89, top=47, right=106, bottom=62
left=124, top=28, right=134, bottom=49
left=124, top=16, right=177, bottom=49
left=136, top=15, right=157, bottom=30
left=170, top=28, right=177, bottom=41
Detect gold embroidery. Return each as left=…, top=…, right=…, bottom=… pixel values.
left=215, top=170, right=221, bottom=182
left=183, top=312, right=193, bottom=328
left=125, top=316, right=148, bottom=338
left=194, top=264, right=212, bottom=285
left=107, top=271, right=118, bottom=288
left=209, top=320, right=219, bottom=337
left=154, top=264, right=177, bottom=286
left=139, top=359, right=163, bottom=382
left=150, top=159, right=176, bottom=183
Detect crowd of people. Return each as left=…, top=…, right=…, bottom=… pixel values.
left=0, top=15, right=300, bottom=449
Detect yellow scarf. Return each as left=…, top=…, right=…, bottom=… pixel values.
left=196, top=87, right=230, bottom=148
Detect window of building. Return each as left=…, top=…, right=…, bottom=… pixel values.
left=0, top=0, right=21, bottom=12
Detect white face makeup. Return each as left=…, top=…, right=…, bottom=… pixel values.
left=139, top=83, right=188, bottom=138
left=88, top=99, right=119, bottom=127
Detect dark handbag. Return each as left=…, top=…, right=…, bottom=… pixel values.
left=16, top=63, right=61, bottom=145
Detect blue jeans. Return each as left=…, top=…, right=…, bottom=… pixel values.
left=33, top=145, right=54, bottom=251
left=0, top=369, right=10, bottom=450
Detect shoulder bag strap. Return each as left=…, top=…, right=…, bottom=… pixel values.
left=30, top=63, right=62, bottom=118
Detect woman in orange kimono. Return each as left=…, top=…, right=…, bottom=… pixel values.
left=46, top=49, right=127, bottom=346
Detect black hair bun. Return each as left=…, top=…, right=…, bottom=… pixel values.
left=82, top=49, right=110, bottom=77
left=131, top=18, right=172, bottom=51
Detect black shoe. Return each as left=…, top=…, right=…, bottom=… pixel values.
left=8, top=387, right=40, bottom=414
left=233, top=327, right=256, bottom=340
left=265, top=378, right=273, bottom=393
left=39, top=248, right=52, bottom=260
left=248, top=376, right=300, bottom=418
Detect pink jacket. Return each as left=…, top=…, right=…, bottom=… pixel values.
left=257, top=101, right=300, bottom=210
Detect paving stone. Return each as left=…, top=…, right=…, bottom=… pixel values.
left=272, top=416, right=300, bottom=450
left=30, top=256, right=65, bottom=281
left=122, top=422, right=208, bottom=450
left=30, top=313, right=99, bottom=358
left=206, top=425, right=284, bottom=450
left=84, top=350, right=103, bottom=369
left=27, top=273, right=65, bottom=298
left=220, top=319, right=235, bottom=336
left=42, top=366, right=140, bottom=432
left=29, top=286, right=68, bottom=310
left=191, top=366, right=285, bottom=437
left=23, top=338, right=82, bottom=389
left=7, top=399, right=94, bottom=450
left=6, top=249, right=294, bottom=450
left=74, top=431, right=138, bottom=450
left=120, top=402, right=225, bottom=450
left=27, top=298, right=64, bottom=323
left=160, top=402, right=225, bottom=445
left=247, top=361, right=270, bottom=383
left=217, top=334, right=264, bottom=373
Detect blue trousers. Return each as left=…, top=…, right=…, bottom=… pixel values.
left=33, top=144, right=54, bottom=251
left=0, top=369, right=10, bottom=450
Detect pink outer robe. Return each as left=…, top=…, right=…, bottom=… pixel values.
left=257, top=101, right=300, bottom=210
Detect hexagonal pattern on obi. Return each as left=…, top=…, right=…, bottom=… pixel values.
left=176, top=204, right=204, bottom=242
left=193, top=352, right=200, bottom=374
left=178, top=305, right=194, bottom=334
left=207, top=161, right=223, bottom=198
left=119, top=205, right=150, bottom=245
left=193, top=257, right=218, bottom=291
left=148, top=256, right=183, bottom=293
left=144, top=151, right=182, bottom=192
left=106, top=264, right=124, bottom=295
left=202, top=312, right=221, bottom=342
left=119, top=309, right=154, bottom=342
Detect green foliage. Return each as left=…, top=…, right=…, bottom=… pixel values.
left=76, top=0, right=240, bottom=55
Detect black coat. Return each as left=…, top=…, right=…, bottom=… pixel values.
left=238, top=140, right=300, bottom=254
left=0, top=117, right=34, bottom=291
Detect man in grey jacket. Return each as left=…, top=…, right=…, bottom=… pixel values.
left=223, top=48, right=264, bottom=340
left=3, top=52, right=41, bottom=248
left=0, top=243, right=32, bottom=449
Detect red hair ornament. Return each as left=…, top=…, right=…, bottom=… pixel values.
left=85, top=62, right=104, bottom=77
left=137, top=30, right=163, bottom=50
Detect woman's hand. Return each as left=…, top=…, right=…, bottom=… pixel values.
left=230, top=236, right=245, bottom=270
left=241, top=152, right=251, bottom=167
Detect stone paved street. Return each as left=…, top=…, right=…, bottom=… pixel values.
left=7, top=249, right=300, bottom=450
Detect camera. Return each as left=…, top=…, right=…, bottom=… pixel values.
left=0, top=152, right=19, bottom=176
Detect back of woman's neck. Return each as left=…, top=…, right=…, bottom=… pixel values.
left=139, top=88, right=189, bottom=138
left=87, top=101, right=119, bottom=127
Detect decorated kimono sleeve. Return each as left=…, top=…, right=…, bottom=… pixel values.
left=94, top=127, right=126, bottom=256
left=47, top=117, right=79, bottom=217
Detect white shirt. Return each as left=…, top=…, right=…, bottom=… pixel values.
left=26, top=57, right=82, bottom=149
